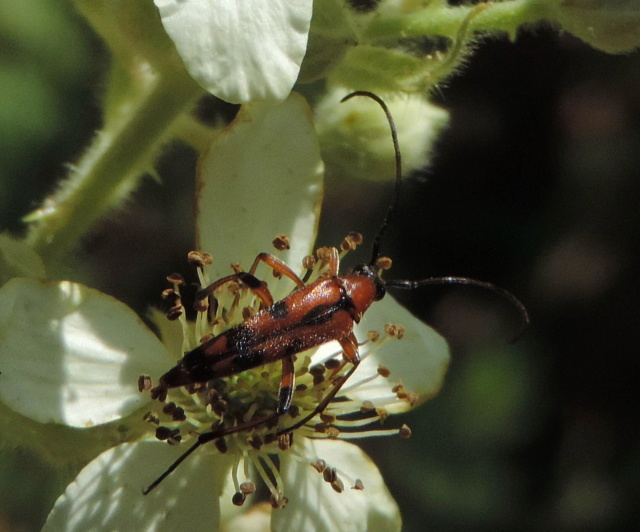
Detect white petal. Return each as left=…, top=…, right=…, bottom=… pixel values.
left=197, top=93, right=323, bottom=292
left=314, top=295, right=450, bottom=413
left=222, top=502, right=271, bottom=532
left=273, top=439, right=401, bottom=532
left=44, top=442, right=228, bottom=531
left=0, top=278, right=173, bottom=427
left=147, top=307, right=185, bottom=362
left=154, top=0, right=313, bottom=103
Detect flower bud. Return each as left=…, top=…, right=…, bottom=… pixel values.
left=315, top=87, right=449, bottom=183
left=551, top=0, right=640, bottom=53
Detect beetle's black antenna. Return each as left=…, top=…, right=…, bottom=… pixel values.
left=340, top=91, right=402, bottom=267
left=385, top=276, right=530, bottom=342
left=143, top=413, right=279, bottom=495
left=341, top=92, right=529, bottom=342
left=143, top=438, right=203, bottom=495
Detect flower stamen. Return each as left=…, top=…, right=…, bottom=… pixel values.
left=142, top=245, right=422, bottom=503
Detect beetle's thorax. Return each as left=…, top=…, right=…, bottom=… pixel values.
left=339, top=265, right=385, bottom=320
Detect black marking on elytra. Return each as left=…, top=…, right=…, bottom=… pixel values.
left=300, top=287, right=358, bottom=327
left=225, top=324, right=259, bottom=355
left=300, top=302, right=338, bottom=327
left=173, top=349, right=218, bottom=383
left=269, top=300, right=289, bottom=319
left=187, top=363, right=217, bottom=384
left=232, top=347, right=268, bottom=371
left=224, top=324, right=272, bottom=372
left=285, top=338, right=304, bottom=356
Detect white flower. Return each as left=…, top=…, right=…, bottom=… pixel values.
left=154, top=0, right=314, bottom=103
left=0, top=94, right=449, bottom=531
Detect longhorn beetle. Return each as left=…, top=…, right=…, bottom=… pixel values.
left=142, top=91, right=529, bottom=495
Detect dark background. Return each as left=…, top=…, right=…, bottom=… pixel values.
left=1, top=1, right=639, bottom=530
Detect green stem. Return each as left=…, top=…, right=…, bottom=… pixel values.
left=365, top=0, right=553, bottom=43
left=26, top=71, right=202, bottom=267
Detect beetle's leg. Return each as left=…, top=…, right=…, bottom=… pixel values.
left=324, top=247, right=340, bottom=277
left=276, top=356, right=295, bottom=415
left=276, top=335, right=360, bottom=435
left=197, top=271, right=274, bottom=307
left=277, top=358, right=360, bottom=437
left=341, top=332, right=360, bottom=363
left=326, top=332, right=361, bottom=378
left=315, top=246, right=340, bottom=277
left=249, top=253, right=305, bottom=289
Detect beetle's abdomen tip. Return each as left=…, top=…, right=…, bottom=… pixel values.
left=158, top=363, right=194, bottom=389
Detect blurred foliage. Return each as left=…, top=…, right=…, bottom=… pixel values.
left=2, top=1, right=640, bottom=531
left=0, top=0, right=101, bottom=237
